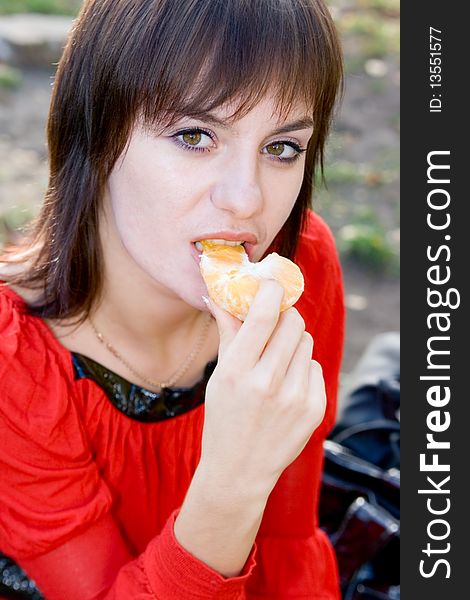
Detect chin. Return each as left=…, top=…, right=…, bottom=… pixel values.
left=174, top=276, right=209, bottom=310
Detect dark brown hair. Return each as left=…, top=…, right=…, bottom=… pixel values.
left=3, top=0, right=343, bottom=320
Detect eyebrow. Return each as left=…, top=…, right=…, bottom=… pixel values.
left=184, top=112, right=314, bottom=136
left=270, top=118, right=315, bottom=136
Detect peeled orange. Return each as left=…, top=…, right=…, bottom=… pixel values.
left=199, top=240, right=304, bottom=321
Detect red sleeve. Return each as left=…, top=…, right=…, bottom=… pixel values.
left=0, top=285, right=256, bottom=599
left=20, top=509, right=256, bottom=600
left=246, top=211, right=344, bottom=598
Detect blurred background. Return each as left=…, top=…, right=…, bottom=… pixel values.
left=0, top=0, right=399, bottom=382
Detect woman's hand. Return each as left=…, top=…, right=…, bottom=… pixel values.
left=174, top=280, right=326, bottom=576
left=199, top=278, right=326, bottom=500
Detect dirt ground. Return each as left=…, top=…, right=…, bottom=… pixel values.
left=0, top=4, right=400, bottom=385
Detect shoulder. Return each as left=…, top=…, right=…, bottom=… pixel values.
left=0, top=282, right=70, bottom=367
left=0, top=281, right=32, bottom=361
left=0, top=282, right=76, bottom=436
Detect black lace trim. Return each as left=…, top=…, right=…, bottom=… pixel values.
left=71, top=353, right=217, bottom=422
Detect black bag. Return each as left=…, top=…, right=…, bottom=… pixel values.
left=0, top=553, right=43, bottom=599
left=319, top=334, right=400, bottom=600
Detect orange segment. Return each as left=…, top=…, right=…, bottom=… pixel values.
left=199, top=241, right=304, bottom=321
left=199, top=240, right=246, bottom=265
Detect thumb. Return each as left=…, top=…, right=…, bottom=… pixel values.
left=202, top=295, right=241, bottom=357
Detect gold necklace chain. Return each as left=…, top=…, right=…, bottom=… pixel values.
left=89, top=312, right=213, bottom=390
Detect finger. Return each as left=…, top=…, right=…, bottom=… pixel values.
left=280, top=331, right=314, bottom=395
left=255, top=308, right=307, bottom=390
left=229, top=279, right=284, bottom=369
left=203, top=296, right=242, bottom=358
left=307, top=360, right=327, bottom=427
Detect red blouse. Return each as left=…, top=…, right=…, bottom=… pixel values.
left=0, top=210, right=344, bottom=599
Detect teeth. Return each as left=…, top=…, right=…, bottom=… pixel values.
left=206, top=239, right=245, bottom=246
left=195, top=239, right=245, bottom=250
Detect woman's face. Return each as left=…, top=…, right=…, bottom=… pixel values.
left=105, top=95, right=314, bottom=309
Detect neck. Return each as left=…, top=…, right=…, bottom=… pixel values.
left=95, top=271, right=204, bottom=356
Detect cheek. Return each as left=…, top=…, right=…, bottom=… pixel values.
left=266, top=167, right=305, bottom=222
left=108, top=155, right=187, bottom=234
left=106, top=170, right=163, bottom=271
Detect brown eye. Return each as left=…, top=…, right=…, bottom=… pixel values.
left=266, top=142, right=285, bottom=156
left=182, top=132, right=202, bottom=146
left=262, top=141, right=301, bottom=161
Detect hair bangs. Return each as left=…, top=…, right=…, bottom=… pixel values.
left=139, top=0, right=341, bottom=129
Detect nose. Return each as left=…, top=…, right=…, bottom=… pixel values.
left=210, top=153, right=263, bottom=219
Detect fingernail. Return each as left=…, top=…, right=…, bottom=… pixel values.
left=202, top=295, right=216, bottom=317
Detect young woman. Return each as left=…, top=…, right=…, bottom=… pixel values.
left=0, top=0, right=344, bottom=597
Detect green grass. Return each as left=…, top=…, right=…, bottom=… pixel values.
left=336, top=206, right=398, bottom=271
left=343, top=55, right=366, bottom=75
left=0, top=205, right=35, bottom=247
left=0, top=205, right=35, bottom=228
left=0, top=64, right=22, bottom=89
left=368, top=78, right=387, bottom=95
left=317, top=159, right=397, bottom=187
left=387, top=112, right=400, bottom=132
left=340, top=13, right=399, bottom=58
left=338, top=222, right=395, bottom=270
left=0, top=0, right=81, bottom=15
left=356, top=0, right=400, bottom=17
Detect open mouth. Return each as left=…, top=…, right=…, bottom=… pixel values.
left=192, top=239, right=255, bottom=262
left=194, top=239, right=246, bottom=252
